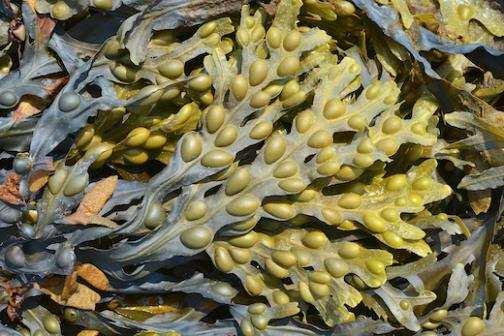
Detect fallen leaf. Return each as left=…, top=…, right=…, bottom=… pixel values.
left=1, top=279, right=29, bottom=321
left=0, top=173, right=22, bottom=205
left=65, top=284, right=101, bottom=310
left=11, top=76, right=66, bottom=122
left=41, top=76, right=68, bottom=96
left=37, top=275, right=101, bottom=310
left=76, top=264, right=110, bottom=291
left=11, top=98, right=43, bottom=122
left=65, top=176, right=118, bottom=225
left=36, top=16, right=57, bottom=44
left=468, top=189, right=492, bottom=215
left=61, top=272, right=78, bottom=301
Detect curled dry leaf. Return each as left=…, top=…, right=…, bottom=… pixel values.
left=468, top=189, right=492, bottom=215
left=75, top=263, right=110, bottom=291
left=37, top=263, right=109, bottom=310
left=0, top=172, right=22, bottom=205
left=11, top=98, right=43, bottom=122
left=65, top=175, right=118, bottom=226
left=37, top=273, right=101, bottom=310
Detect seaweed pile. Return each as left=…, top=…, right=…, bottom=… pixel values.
left=0, top=0, right=503, bottom=335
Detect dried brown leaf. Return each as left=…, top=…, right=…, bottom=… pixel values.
left=468, top=189, right=492, bottom=215
left=41, top=76, right=68, bottom=96
left=37, top=274, right=101, bottom=310
left=75, top=263, right=110, bottom=291
left=65, top=284, right=101, bottom=310
left=36, top=16, right=56, bottom=41
left=61, top=271, right=78, bottom=300
left=0, top=173, right=22, bottom=205
left=11, top=99, right=43, bottom=122
left=65, top=176, right=118, bottom=225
